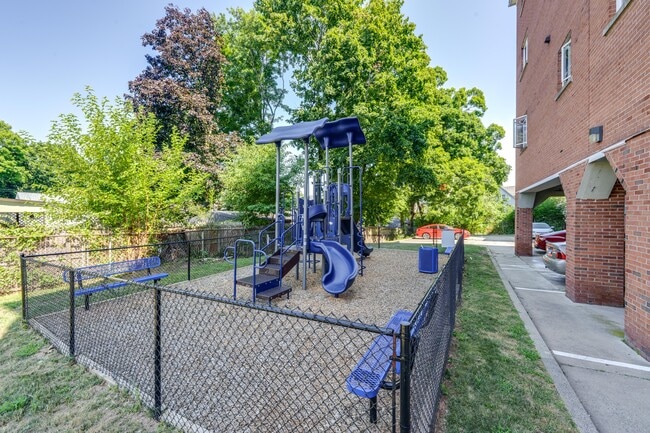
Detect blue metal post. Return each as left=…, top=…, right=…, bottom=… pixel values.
left=302, top=137, right=309, bottom=290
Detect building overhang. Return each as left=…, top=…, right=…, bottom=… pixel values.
left=0, top=198, right=45, bottom=213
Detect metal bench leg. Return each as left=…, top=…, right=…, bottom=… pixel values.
left=369, top=396, right=377, bottom=424
left=84, top=294, right=90, bottom=310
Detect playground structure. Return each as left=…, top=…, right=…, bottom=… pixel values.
left=225, top=117, right=374, bottom=302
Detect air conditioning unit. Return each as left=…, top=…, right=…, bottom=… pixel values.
left=513, top=115, right=527, bottom=148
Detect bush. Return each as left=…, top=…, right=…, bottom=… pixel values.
left=489, top=209, right=515, bottom=234
left=534, top=197, right=566, bottom=230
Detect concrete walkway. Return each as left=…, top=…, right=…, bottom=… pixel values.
left=470, top=235, right=650, bottom=433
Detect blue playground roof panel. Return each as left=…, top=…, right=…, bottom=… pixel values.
left=255, top=118, right=329, bottom=144
left=314, top=117, right=366, bottom=149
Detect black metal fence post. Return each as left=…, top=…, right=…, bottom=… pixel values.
left=154, top=286, right=162, bottom=420
left=20, top=253, right=28, bottom=320
left=68, top=269, right=76, bottom=357
left=399, top=321, right=412, bottom=433
left=187, top=241, right=192, bottom=281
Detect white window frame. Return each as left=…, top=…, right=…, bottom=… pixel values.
left=522, top=36, right=529, bottom=68
left=513, top=115, right=527, bottom=149
left=616, top=0, right=625, bottom=11
left=561, top=40, right=572, bottom=87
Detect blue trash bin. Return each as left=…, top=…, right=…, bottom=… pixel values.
left=418, top=246, right=439, bottom=274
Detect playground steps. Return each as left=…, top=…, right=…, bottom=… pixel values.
left=260, top=249, right=301, bottom=278
left=256, top=284, right=293, bottom=304
left=236, top=249, right=300, bottom=304
left=236, top=274, right=280, bottom=291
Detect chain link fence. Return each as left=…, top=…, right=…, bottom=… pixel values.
left=1, top=227, right=257, bottom=293
left=21, top=236, right=464, bottom=432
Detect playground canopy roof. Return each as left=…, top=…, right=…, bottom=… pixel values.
left=314, top=117, right=366, bottom=149
left=255, top=118, right=328, bottom=144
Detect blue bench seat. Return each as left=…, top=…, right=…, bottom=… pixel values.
left=63, top=256, right=168, bottom=310
left=346, top=309, right=412, bottom=423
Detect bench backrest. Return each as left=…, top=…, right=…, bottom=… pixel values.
left=63, top=256, right=162, bottom=282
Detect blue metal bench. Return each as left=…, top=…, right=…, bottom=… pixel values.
left=63, top=256, right=168, bottom=310
left=346, top=309, right=413, bottom=423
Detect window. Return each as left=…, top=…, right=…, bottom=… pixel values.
left=604, top=0, right=633, bottom=35
left=560, top=40, right=571, bottom=87
left=522, top=36, right=529, bottom=69
left=513, top=115, right=527, bottom=149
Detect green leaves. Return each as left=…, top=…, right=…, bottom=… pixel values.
left=0, top=121, right=29, bottom=198
left=228, top=0, right=510, bottom=229
left=219, top=142, right=300, bottom=227
left=45, top=88, right=207, bottom=233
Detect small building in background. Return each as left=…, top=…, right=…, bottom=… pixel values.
left=0, top=192, right=45, bottom=226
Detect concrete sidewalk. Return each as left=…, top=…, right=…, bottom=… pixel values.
left=473, top=236, right=650, bottom=433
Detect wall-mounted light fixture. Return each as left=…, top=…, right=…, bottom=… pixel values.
left=589, top=125, right=603, bottom=143
left=544, top=35, right=551, bottom=44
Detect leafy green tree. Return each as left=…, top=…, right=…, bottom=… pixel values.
left=21, top=140, right=56, bottom=192
left=128, top=5, right=242, bottom=197
left=45, top=89, right=208, bottom=233
left=220, top=142, right=301, bottom=226
left=0, top=121, right=29, bottom=198
left=216, top=8, right=289, bottom=140
left=246, top=0, right=445, bottom=225
left=220, top=0, right=510, bottom=227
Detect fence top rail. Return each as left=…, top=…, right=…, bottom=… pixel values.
left=22, top=255, right=73, bottom=271
left=21, top=232, right=258, bottom=260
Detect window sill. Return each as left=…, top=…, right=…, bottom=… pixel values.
left=603, top=0, right=633, bottom=36
left=555, top=78, right=572, bottom=101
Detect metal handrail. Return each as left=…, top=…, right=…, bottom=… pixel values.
left=257, top=220, right=277, bottom=250
left=224, top=239, right=269, bottom=302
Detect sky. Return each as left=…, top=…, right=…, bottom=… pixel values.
left=0, top=1, right=516, bottom=184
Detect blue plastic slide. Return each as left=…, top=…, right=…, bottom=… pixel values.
left=310, top=240, right=359, bottom=296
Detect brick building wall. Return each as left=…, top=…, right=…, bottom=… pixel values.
left=515, top=0, right=649, bottom=189
left=606, top=132, right=650, bottom=358
left=514, top=0, right=650, bottom=359
left=561, top=163, right=626, bottom=305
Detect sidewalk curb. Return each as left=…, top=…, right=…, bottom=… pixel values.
left=487, top=249, right=599, bottom=433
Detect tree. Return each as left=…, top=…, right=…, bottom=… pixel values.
left=220, top=142, right=302, bottom=226
left=534, top=197, right=566, bottom=230
left=128, top=5, right=241, bottom=197
left=215, top=8, right=289, bottom=140
left=220, top=0, right=510, bottom=227
left=259, top=1, right=506, bottom=218
left=45, top=89, right=208, bottom=234
left=0, top=121, right=29, bottom=198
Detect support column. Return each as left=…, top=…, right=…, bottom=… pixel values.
left=606, top=132, right=650, bottom=359
left=515, top=192, right=534, bottom=256
left=560, top=164, right=625, bottom=306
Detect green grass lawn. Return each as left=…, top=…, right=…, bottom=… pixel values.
left=440, top=245, right=577, bottom=433
left=0, top=291, right=178, bottom=433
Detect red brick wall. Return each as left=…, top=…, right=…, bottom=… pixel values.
left=560, top=163, right=625, bottom=306
left=515, top=203, right=533, bottom=256
left=515, top=0, right=650, bottom=359
left=515, top=0, right=649, bottom=189
left=606, top=132, right=650, bottom=359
